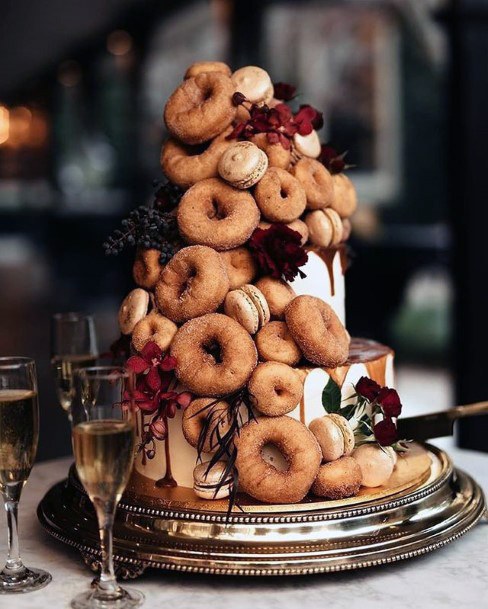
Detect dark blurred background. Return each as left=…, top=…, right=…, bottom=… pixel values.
left=0, top=0, right=486, bottom=460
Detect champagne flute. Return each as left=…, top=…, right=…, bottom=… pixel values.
left=51, top=313, right=98, bottom=416
left=0, top=357, right=51, bottom=593
left=70, top=366, right=143, bottom=609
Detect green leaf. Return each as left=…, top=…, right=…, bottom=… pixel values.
left=322, top=377, right=341, bottom=413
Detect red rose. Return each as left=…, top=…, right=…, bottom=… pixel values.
left=355, top=376, right=381, bottom=401
left=249, top=224, right=308, bottom=281
left=374, top=418, right=398, bottom=446
left=377, top=387, right=402, bottom=418
left=273, top=82, right=297, bottom=101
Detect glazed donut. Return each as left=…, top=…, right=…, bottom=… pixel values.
left=259, top=219, right=309, bottom=246
left=235, top=416, right=321, bottom=503
left=170, top=313, right=258, bottom=396
left=291, top=158, right=334, bottom=210
left=255, top=321, right=302, bottom=366
left=177, top=178, right=260, bottom=251
left=131, top=311, right=177, bottom=353
left=132, top=248, right=163, bottom=290
left=285, top=295, right=350, bottom=367
left=219, top=247, right=257, bottom=290
left=254, top=168, right=307, bottom=223
left=184, top=61, right=231, bottom=79
left=160, top=127, right=232, bottom=189
left=164, top=72, right=236, bottom=145
left=182, top=398, right=231, bottom=453
left=155, top=245, right=229, bottom=323
left=248, top=361, right=303, bottom=416
left=250, top=133, right=290, bottom=170
left=312, top=456, right=362, bottom=500
left=331, top=173, right=358, bottom=218
left=255, top=276, right=296, bottom=319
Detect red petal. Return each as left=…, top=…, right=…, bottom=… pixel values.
left=139, top=398, right=158, bottom=413
left=146, top=366, right=162, bottom=392
left=160, top=355, right=177, bottom=372
left=126, top=356, right=149, bottom=374
left=374, top=418, right=398, bottom=446
left=297, top=121, right=313, bottom=136
left=141, top=341, right=163, bottom=363
left=176, top=391, right=193, bottom=408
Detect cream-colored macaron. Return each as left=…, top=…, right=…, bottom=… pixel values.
left=118, top=288, right=150, bottom=335
left=309, top=414, right=355, bottom=462
left=224, top=284, right=270, bottom=334
left=293, top=130, right=321, bottom=159
left=305, top=208, right=343, bottom=248
left=193, top=460, right=233, bottom=500
left=352, top=443, right=397, bottom=488
left=232, top=66, right=274, bottom=104
left=218, top=141, right=268, bottom=189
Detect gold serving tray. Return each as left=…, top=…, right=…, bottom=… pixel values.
left=37, top=444, right=486, bottom=577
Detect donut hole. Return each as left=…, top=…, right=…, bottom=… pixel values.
left=280, top=187, right=288, bottom=199
left=261, top=442, right=289, bottom=473
left=178, top=269, right=196, bottom=298
left=203, top=339, right=223, bottom=364
left=207, top=198, right=227, bottom=220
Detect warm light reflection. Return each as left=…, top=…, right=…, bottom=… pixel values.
left=0, top=106, right=9, bottom=145
left=107, top=30, right=133, bottom=56
left=8, top=106, right=32, bottom=147
left=58, top=60, right=82, bottom=87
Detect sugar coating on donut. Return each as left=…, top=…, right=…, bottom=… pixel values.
left=250, top=133, right=290, bottom=169
left=291, top=158, right=334, bottom=210
left=235, top=416, right=321, bottom=503
left=255, top=276, right=296, bottom=319
left=182, top=397, right=231, bottom=453
left=311, top=456, right=362, bottom=499
left=164, top=72, right=236, bottom=145
left=219, top=247, right=257, bottom=290
left=131, top=311, right=177, bottom=353
left=184, top=61, right=232, bottom=80
left=170, top=313, right=258, bottom=396
left=160, top=127, right=232, bottom=190
left=254, top=168, right=307, bottom=223
left=248, top=361, right=303, bottom=416
left=132, top=248, right=163, bottom=290
left=331, top=173, right=358, bottom=218
left=155, top=245, right=229, bottom=323
left=285, top=295, right=350, bottom=367
left=177, top=178, right=261, bottom=251
left=255, top=321, right=302, bottom=366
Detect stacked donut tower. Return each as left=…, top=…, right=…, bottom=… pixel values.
left=117, top=61, right=400, bottom=507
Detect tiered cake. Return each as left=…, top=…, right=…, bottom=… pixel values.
left=111, top=61, right=401, bottom=508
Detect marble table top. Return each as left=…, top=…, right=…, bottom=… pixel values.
left=1, top=447, right=487, bottom=609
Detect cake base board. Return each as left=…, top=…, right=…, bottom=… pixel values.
left=37, top=444, right=486, bottom=576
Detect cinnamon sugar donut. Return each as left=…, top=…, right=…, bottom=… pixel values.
left=155, top=246, right=229, bottom=323
left=160, top=127, right=232, bottom=189
left=132, top=248, right=163, bottom=290
left=184, top=61, right=231, bottom=79
left=250, top=133, right=290, bottom=169
left=164, top=72, right=236, bottom=145
left=170, top=313, right=257, bottom=396
left=255, top=276, right=296, bottom=319
left=285, top=295, right=349, bottom=367
left=182, top=397, right=231, bottom=453
left=131, top=311, right=177, bottom=353
left=255, top=321, right=302, bottom=365
left=254, top=168, right=307, bottom=223
left=312, top=456, right=362, bottom=499
left=235, top=416, right=321, bottom=503
left=177, top=178, right=260, bottom=250
left=331, top=173, right=358, bottom=218
left=248, top=362, right=303, bottom=416
left=219, top=247, right=257, bottom=289
left=291, top=158, right=334, bottom=210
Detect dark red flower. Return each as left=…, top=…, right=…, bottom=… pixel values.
left=355, top=377, right=381, bottom=401
left=374, top=418, right=398, bottom=446
left=318, top=144, right=348, bottom=174
left=249, top=224, right=308, bottom=281
left=377, top=387, right=402, bottom=418
left=294, top=104, right=324, bottom=133
left=232, top=91, right=247, bottom=106
left=273, top=82, right=297, bottom=101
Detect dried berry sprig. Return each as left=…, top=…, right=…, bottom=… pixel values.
left=318, top=144, right=355, bottom=175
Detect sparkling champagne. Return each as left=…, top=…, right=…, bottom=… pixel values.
left=0, top=389, right=39, bottom=488
left=51, top=354, right=97, bottom=412
left=72, top=420, right=135, bottom=504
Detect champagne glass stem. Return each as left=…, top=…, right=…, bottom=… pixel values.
left=2, top=482, right=25, bottom=575
left=93, top=501, right=121, bottom=600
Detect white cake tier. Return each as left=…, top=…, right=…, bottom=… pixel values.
left=289, top=245, right=347, bottom=325
left=133, top=338, right=394, bottom=489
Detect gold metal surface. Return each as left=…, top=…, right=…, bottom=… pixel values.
left=37, top=444, right=486, bottom=576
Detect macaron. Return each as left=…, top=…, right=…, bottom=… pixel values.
left=341, top=218, right=352, bottom=242
left=224, top=284, right=270, bottom=334
left=312, top=456, right=362, bottom=499
left=232, top=66, right=274, bottom=104
left=193, top=460, right=233, bottom=500
left=352, top=443, right=397, bottom=488
left=293, top=130, right=321, bottom=159
left=118, top=288, right=150, bottom=335
left=309, top=414, right=355, bottom=462
left=305, top=208, right=343, bottom=248
left=218, top=141, right=269, bottom=189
